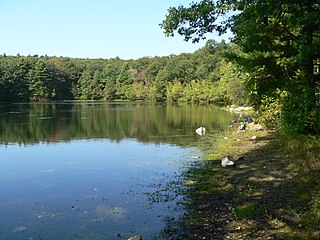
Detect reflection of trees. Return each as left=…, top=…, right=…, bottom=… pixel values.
left=0, top=103, right=234, bottom=146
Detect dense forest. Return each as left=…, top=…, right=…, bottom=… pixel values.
left=0, top=40, right=247, bottom=105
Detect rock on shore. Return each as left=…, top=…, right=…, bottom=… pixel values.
left=127, top=235, right=143, bottom=240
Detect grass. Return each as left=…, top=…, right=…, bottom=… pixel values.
left=233, top=202, right=256, bottom=219
left=164, top=125, right=320, bottom=239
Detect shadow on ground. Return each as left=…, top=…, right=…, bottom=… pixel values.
left=160, top=131, right=320, bottom=239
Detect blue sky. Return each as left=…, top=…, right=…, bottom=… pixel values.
left=1, top=0, right=229, bottom=59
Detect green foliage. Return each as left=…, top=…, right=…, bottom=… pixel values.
left=162, top=0, right=320, bottom=133
left=233, top=203, right=256, bottom=219
left=255, top=95, right=281, bottom=130
left=129, top=82, right=148, bottom=101
left=46, top=58, right=74, bottom=100
left=0, top=41, right=249, bottom=106
left=29, top=60, right=51, bottom=101
left=115, top=62, right=133, bottom=100
left=212, top=59, right=248, bottom=105
left=77, top=69, right=95, bottom=100
left=166, top=80, right=184, bottom=102
left=281, top=83, right=320, bottom=134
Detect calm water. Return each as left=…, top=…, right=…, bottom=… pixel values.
left=0, top=102, right=234, bottom=240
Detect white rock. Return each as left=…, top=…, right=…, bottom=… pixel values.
left=128, top=235, right=143, bottom=240
left=196, top=126, right=206, bottom=136
left=221, top=157, right=235, bottom=167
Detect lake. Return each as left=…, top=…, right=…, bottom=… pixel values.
left=0, top=102, right=234, bottom=240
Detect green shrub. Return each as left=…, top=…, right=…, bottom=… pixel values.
left=255, top=96, right=281, bottom=129
left=280, top=86, right=319, bottom=134
left=233, top=203, right=256, bottom=219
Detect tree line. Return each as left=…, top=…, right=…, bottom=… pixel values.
left=0, top=40, right=247, bottom=105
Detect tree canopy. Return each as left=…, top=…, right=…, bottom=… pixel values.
left=161, top=0, right=320, bottom=133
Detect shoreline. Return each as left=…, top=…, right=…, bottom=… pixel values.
left=167, top=124, right=320, bottom=239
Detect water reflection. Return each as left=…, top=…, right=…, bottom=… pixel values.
left=0, top=102, right=233, bottom=145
